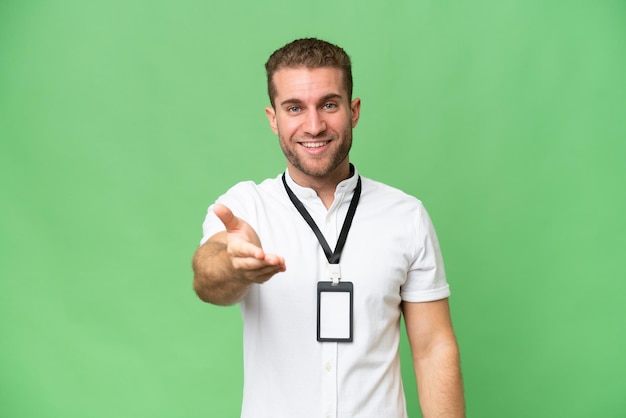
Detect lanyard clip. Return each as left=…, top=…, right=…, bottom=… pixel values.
left=328, top=263, right=341, bottom=286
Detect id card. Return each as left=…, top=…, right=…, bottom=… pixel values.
left=317, top=281, right=353, bottom=342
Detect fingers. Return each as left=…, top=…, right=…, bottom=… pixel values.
left=264, top=254, right=287, bottom=272
left=231, top=255, right=286, bottom=284
left=227, top=235, right=286, bottom=282
left=213, top=204, right=263, bottom=257
left=230, top=251, right=286, bottom=271
left=212, top=203, right=287, bottom=282
left=213, top=203, right=241, bottom=232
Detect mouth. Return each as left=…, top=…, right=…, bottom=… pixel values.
left=299, top=141, right=330, bottom=149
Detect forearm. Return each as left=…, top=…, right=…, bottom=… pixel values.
left=414, top=338, right=465, bottom=418
left=192, top=240, right=252, bottom=306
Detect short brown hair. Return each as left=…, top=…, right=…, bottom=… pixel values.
left=265, top=38, right=353, bottom=106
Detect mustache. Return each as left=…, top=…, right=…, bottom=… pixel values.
left=295, top=133, right=338, bottom=141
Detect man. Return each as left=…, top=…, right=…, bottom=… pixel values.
left=192, top=38, right=464, bottom=418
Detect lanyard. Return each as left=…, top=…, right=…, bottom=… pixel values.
left=281, top=172, right=362, bottom=271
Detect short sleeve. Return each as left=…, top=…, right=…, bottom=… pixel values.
left=400, top=204, right=450, bottom=302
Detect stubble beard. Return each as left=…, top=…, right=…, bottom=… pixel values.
left=279, top=127, right=353, bottom=179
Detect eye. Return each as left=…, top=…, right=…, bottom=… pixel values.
left=322, top=102, right=337, bottom=111
left=287, top=106, right=301, bottom=113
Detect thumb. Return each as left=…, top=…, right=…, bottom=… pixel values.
left=213, top=203, right=242, bottom=232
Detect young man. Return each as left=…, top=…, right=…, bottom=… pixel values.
left=193, top=38, right=465, bottom=418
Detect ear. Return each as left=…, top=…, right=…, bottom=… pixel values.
left=350, top=98, right=361, bottom=128
left=265, top=106, right=278, bottom=135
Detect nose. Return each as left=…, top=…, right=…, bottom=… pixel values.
left=303, top=110, right=326, bottom=137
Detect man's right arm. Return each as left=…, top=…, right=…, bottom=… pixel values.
left=192, top=204, right=286, bottom=306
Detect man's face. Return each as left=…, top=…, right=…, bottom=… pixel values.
left=265, top=66, right=361, bottom=186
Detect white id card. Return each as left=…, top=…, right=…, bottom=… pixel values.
left=317, top=281, right=353, bottom=342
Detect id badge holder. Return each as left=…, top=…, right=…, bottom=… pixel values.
left=317, top=281, right=353, bottom=342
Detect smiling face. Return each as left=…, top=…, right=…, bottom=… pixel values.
left=265, top=66, right=361, bottom=189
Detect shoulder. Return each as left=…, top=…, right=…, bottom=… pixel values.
left=219, top=174, right=284, bottom=201
left=359, top=176, right=425, bottom=213
left=357, top=176, right=438, bottom=243
left=214, top=174, right=288, bottom=221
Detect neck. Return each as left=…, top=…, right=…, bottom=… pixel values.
left=287, top=162, right=352, bottom=209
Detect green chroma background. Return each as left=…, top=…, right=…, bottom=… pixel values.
left=1, top=0, right=625, bottom=417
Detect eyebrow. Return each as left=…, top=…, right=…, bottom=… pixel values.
left=279, top=93, right=344, bottom=107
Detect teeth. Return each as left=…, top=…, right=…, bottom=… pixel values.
left=301, top=142, right=327, bottom=148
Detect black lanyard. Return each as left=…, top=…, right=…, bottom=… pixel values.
left=282, top=173, right=362, bottom=265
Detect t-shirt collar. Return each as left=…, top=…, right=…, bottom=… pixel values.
left=283, top=164, right=359, bottom=201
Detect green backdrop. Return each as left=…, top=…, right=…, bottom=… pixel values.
left=2, top=1, right=625, bottom=417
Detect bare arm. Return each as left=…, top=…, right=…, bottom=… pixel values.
left=402, top=298, right=465, bottom=418
left=192, top=204, right=286, bottom=306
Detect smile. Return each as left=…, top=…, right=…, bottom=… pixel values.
left=300, top=141, right=329, bottom=149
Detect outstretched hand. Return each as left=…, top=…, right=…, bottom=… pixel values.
left=213, top=203, right=286, bottom=284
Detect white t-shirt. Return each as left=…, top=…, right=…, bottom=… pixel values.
left=201, top=167, right=450, bottom=418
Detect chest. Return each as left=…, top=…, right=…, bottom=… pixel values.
left=250, top=200, right=415, bottom=312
